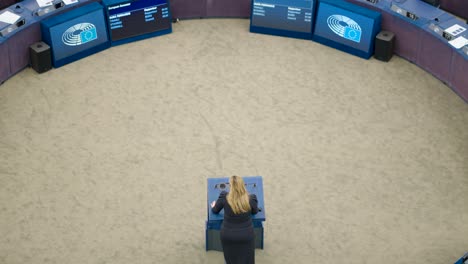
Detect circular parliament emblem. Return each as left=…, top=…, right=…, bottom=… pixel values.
left=62, top=23, right=98, bottom=46
left=327, top=15, right=362, bottom=43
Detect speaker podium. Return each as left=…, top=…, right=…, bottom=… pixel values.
left=455, top=252, right=468, bottom=264
left=206, top=176, right=266, bottom=251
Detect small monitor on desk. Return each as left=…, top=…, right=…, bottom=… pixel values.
left=103, top=0, right=172, bottom=46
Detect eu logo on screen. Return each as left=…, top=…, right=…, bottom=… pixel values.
left=343, top=26, right=361, bottom=42
left=327, top=14, right=362, bottom=43
left=80, top=27, right=97, bottom=43
left=62, top=23, right=98, bottom=46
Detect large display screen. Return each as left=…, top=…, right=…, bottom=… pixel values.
left=250, top=0, right=315, bottom=39
left=313, top=1, right=375, bottom=52
left=48, top=8, right=109, bottom=61
left=107, top=0, right=171, bottom=42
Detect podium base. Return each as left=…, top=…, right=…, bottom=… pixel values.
left=205, top=222, right=264, bottom=251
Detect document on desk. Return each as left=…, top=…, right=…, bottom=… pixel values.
left=62, top=0, right=78, bottom=5
left=0, top=11, right=20, bottom=24
left=449, top=36, right=468, bottom=49
left=36, top=0, right=53, bottom=7
left=445, top=24, right=466, bottom=37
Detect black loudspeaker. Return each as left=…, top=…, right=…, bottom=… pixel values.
left=421, top=0, right=440, bottom=7
left=374, top=31, right=394, bottom=62
left=29, top=42, right=52, bottom=73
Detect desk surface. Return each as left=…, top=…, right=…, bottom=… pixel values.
left=0, top=5, right=36, bottom=37
left=393, top=0, right=445, bottom=19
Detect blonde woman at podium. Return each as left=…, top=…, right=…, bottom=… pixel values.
left=211, top=175, right=259, bottom=264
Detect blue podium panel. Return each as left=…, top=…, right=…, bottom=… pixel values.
left=454, top=252, right=468, bottom=264
left=313, top=0, right=381, bottom=59
left=102, top=0, right=172, bottom=46
left=0, top=37, right=10, bottom=84
left=207, top=176, right=266, bottom=222
left=249, top=0, right=316, bottom=40
left=41, top=2, right=110, bottom=67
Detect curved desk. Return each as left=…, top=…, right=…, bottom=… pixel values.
left=347, top=0, right=468, bottom=102
left=0, top=3, right=39, bottom=83
left=0, top=0, right=96, bottom=84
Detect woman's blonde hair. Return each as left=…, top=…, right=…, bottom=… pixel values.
left=227, top=175, right=251, bottom=214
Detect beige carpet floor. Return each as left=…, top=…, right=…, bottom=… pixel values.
left=0, top=18, right=467, bottom=264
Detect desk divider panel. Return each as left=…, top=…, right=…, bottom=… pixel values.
left=0, top=37, right=10, bottom=83
left=417, top=13, right=465, bottom=84
left=206, top=0, right=250, bottom=18
left=450, top=48, right=468, bottom=102
left=418, top=29, right=453, bottom=84
left=170, top=0, right=206, bottom=19
left=171, top=0, right=250, bottom=19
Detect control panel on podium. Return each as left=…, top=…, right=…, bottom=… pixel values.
left=206, top=176, right=266, bottom=251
